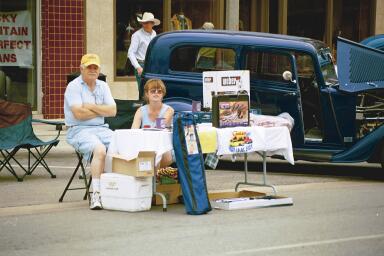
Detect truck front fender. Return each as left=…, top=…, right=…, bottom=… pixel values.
left=331, top=125, right=384, bottom=163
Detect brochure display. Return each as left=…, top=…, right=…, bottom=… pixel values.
left=203, top=70, right=250, bottom=109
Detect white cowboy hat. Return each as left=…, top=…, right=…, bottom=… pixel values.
left=137, top=12, right=160, bottom=26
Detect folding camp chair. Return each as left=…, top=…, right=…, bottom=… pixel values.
left=59, top=99, right=143, bottom=202
left=59, top=151, right=92, bottom=202
left=0, top=100, right=61, bottom=181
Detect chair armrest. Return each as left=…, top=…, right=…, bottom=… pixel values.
left=32, top=119, right=65, bottom=140
left=32, top=119, right=65, bottom=130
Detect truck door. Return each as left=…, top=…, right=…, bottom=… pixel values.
left=241, top=48, right=305, bottom=146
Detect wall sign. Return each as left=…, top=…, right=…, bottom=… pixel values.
left=0, top=10, right=32, bottom=67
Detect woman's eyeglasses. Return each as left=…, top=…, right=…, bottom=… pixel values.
left=149, top=89, right=163, bottom=94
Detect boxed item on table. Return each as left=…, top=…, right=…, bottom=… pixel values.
left=153, top=183, right=182, bottom=205
left=112, top=151, right=155, bottom=177
left=212, top=93, right=250, bottom=128
left=100, top=173, right=153, bottom=212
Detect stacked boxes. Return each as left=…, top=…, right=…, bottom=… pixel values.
left=100, top=152, right=156, bottom=212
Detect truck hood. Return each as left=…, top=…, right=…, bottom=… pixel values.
left=337, top=37, right=384, bottom=93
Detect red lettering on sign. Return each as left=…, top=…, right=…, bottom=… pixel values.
left=0, top=40, right=32, bottom=49
left=0, top=53, right=17, bottom=63
left=0, top=26, right=10, bottom=35
left=0, top=14, right=17, bottom=23
left=0, top=26, right=28, bottom=36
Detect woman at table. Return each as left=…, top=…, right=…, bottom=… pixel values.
left=131, top=79, right=175, bottom=167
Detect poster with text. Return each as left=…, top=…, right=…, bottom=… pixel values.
left=0, top=10, right=33, bottom=67
left=203, top=70, right=250, bottom=109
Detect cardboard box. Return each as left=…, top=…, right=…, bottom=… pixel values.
left=209, top=190, right=293, bottom=210
left=153, top=183, right=182, bottom=205
left=209, top=190, right=265, bottom=201
left=112, top=151, right=155, bottom=177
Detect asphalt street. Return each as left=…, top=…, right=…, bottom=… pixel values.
left=0, top=178, right=383, bottom=256
left=0, top=124, right=383, bottom=255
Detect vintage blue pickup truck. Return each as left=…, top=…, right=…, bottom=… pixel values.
left=141, top=30, right=384, bottom=167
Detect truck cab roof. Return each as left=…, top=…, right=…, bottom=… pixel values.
left=145, top=30, right=327, bottom=74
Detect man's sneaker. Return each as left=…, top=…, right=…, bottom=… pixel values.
left=90, top=192, right=102, bottom=210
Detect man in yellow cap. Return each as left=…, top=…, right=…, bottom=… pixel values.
left=64, top=53, right=116, bottom=210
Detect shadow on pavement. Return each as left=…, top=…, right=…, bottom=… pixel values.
left=216, top=159, right=384, bottom=181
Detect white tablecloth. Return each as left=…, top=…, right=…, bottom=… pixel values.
left=104, top=125, right=294, bottom=173
left=215, top=126, right=294, bottom=164
left=105, top=129, right=173, bottom=172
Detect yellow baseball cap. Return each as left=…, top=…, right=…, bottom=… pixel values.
left=80, top=53, right=100, bottom=67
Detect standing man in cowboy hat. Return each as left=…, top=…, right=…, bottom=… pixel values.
left=128, top=12, right=160, bottom=89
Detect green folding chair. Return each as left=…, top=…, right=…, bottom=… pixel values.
left=0, top=100, right=61, bottom=181
left=105, top=99, right=143, bottom=130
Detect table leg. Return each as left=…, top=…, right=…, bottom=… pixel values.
left=153, top=176, right=167, bottom=212
left=235, top=152, right=277, bottom=195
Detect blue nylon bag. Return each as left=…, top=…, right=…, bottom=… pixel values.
left=172, top=112, right=212, bottom=215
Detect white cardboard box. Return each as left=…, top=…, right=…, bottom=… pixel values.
left=100, top=173, right=153, bottom=212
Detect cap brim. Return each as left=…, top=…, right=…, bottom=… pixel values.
left=83, top=62, right=100, bottom=67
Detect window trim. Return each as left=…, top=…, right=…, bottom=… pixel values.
left=241, top=47, right=297, bottom=87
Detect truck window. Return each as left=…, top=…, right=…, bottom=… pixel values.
left=170, top=46, right=236, bottom=73
left=245, top=51, right=292, bottom=84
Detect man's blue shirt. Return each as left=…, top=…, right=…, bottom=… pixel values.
left=64, top=75, right=116, bottom=126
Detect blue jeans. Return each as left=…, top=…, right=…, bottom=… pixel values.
left=134, top=62, right=144, bottom=89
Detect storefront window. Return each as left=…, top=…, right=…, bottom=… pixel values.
left=333, top=0, right=373, bottom=44
left=269, top=0, right=278, bottom=34
left=171, top=0, right=215, bottom=29
left=0, top=0, right=36, bottom=109
left=115, top=0, right=163, bottom=78
left=115, top=0, right=217, bottom=79
left=239, top=0, right=251, bottom=31
left=288, top=0, right=326, bottom=40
